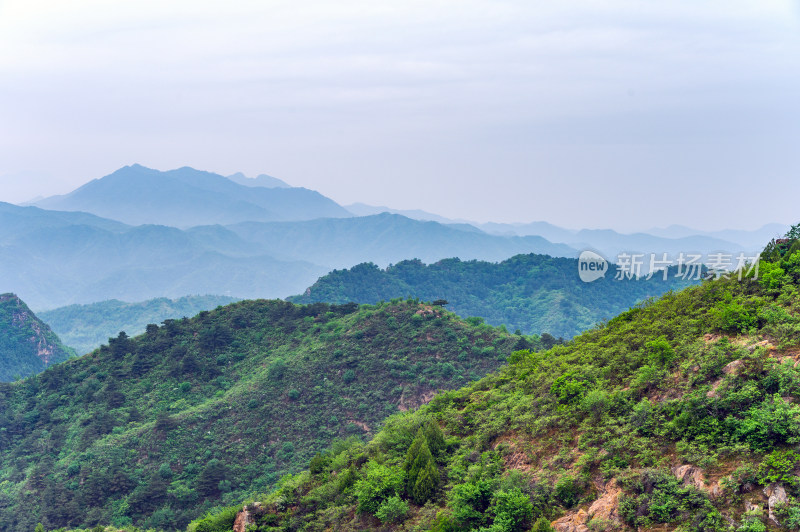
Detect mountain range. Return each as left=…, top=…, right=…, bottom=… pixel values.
left=0, top=202, right=327, bottom=310
left=191, top=230, right=800, bottom=532
left=3, top=163, right=780, bottom=315
left=0, top=298, right=527, bottom=530
left=288, top=254, right=696, bottom=338
left=0, top=202, right=575, bottom=310
left=33, top=164, right=350, bottom=228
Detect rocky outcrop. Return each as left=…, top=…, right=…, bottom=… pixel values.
left=764, top=483, right=788, bottom=526
left=672, top=464, right=722, bottom=498
left=552, top=509, right=589, bottom=532
left=722, top=359, right=744, bottom=376
left=587, top=479, right=622, bottom=523
left=552, top=480, right=622, bottom=532
left=0, top=293, right=73, bottom=381
left=233, top=502, right=261, bottom=532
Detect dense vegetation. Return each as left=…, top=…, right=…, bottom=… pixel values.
left=0, top=293, right=75, bottom=381
left=289, top=254, right=695, bottom=338
left=39, top=295, right=240, bottom=355
left=0, top=299, right=533, bottom=530
left=193, top=229, right=800, bottom=531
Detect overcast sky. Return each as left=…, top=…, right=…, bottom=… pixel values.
left=1, top=0, right=798, bottom=231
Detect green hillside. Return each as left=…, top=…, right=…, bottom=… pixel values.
left=39, top=295, right=240, bottom=355
left=194, top=233, right=800, bottom=531
left=289, top=254, right=696, bottom=338
left=0, top=299, right=532, bottom=530
left=0, top=293, right=75, bottom=381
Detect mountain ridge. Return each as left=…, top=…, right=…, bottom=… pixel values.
left=0, top=298, right=531, bottom=530
left=191, top=231, right=800, bottom=532
left=39, top=295, right=241, bottom=355
left=0, top=293, right=75, bottom=381
left=34, top=164, right=351, bottom=227
left=288, top=253, right=696, bottom=338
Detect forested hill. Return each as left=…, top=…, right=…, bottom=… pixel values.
left=194, top=232, right=800, bottom=532
left=39, top=295, right=240, bottom=355
left=0, top=298, right=529, bottom=530
left=0, top=293, right=75, bottom=381
left=289, top=254, right=696, bottom=338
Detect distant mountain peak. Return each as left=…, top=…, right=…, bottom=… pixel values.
left=227, top=172, right=291, bottom=189
left=32, top=165, right=346, bottom=227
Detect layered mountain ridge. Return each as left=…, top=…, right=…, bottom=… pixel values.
left=0, top=298, right=533, bottom=530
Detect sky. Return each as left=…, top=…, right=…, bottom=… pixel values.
left=1, top=0, right=799, bottom=231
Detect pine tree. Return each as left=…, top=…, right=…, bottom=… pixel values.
left=403, top=428, right=439, bottom=503
left=403, top=428, right=427, bottom=487
left=423, top=419, right=445, bottom=458
left=412, top=458, right=439, bottom=504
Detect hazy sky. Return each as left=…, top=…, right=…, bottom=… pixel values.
left=1, top=0, right=798, bottom=230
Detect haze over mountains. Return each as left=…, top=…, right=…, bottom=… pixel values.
left=2, top=164, right=781, bottom=313
left=33, top=164, right=349, bottom=227
left=1, top=162, right=796, bottom=531
left=0, top=201, right=327, bottom=310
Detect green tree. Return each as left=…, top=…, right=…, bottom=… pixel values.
left=412, top=457, right=439, bottom=504
left=404, top=428, right=439, bottom=503
left=491, top=488, right=534, bottom=531
left=423, top=419, right=446, bottom=458
left=354, top=461, right=405, bottom=515
left=532, top=517, right=556, bottom=532
left=198, top=459, right=228, bottom=496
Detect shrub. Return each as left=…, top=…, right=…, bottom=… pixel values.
left=354, top=461, right=406, bottom=515
left=645, top=337, right=675, bottom=367
left=712, top=301, right=758, bottom=334
left=267, top=358, right=287, bottom=381
left=758, top=449, right=800, bottom=486
left=490, top=487, right=534, bottom=531
left=189, top=505, right=240, bottom=532
left=550, top=373, right=590, bottom=405
left=734, top=395, right=800, bottom=451
left=449, top=481, right=493, bottom=528
left=375, top=495, right=409, bottom=523
left=737, top=508, right=767, bottom=532
left=553, top=474, right=583, bottom=508
left=158, top=463, right=173, bottom=479
left=532, top=517, right=556, bottom=532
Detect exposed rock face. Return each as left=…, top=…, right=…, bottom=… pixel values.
left=552, top=480, right=622, bottom=532
left=397, top=387, right=436, bottom=411
left=587, top=479, right=622, bottom=523
left=745, top=501, right=761, bottom=513
left=764, top=483, right=788, bottom=526
left=722, top=359, right=745, bottom=376
left=552, top=509, right=589, bottom=532
left=233, top=502, right=261, bottom=532
left=672, top=464, right=722, bottom=498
